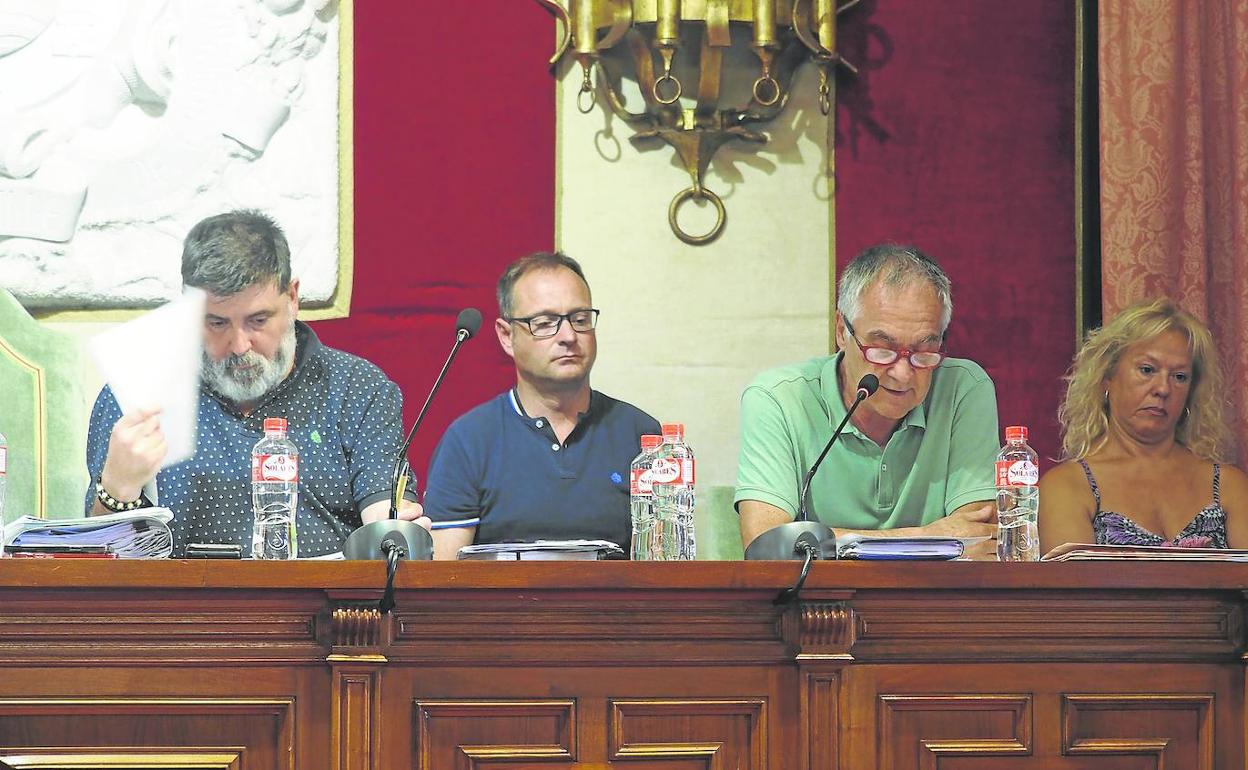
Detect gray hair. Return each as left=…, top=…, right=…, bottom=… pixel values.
left=181, top=209, right=292, bottom=296
left=837, top=243, right=953, bottom=332
left=496, top=251, right=590, bottom=318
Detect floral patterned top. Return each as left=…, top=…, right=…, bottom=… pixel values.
left=1079, top=459, right=1227, bottom=548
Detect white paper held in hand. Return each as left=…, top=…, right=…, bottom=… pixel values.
left=88, top=287, right=206, bottom=468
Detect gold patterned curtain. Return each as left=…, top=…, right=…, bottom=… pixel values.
left=1100, top=0, right=1248, bottom=463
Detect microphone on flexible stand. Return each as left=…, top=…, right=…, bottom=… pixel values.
left=343, top=308, right=482, bottom=575
left=745, top=373, right=880, bottom=586
left=795, top=373, right=880, bottom=526
left=388, top=307, right=482, bottom=520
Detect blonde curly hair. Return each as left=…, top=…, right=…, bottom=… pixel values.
left=1058, top=298, right=1231, bottom=462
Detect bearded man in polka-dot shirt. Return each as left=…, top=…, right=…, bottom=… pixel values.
left=85, top=210, right=430, bottom=556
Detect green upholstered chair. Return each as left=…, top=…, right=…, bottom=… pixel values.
left=695, top=484, right=744, bottom=560
left=0, top=290, right=91, bottom=523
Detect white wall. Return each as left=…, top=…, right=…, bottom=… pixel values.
left=556, top=52, right=834, bottom=491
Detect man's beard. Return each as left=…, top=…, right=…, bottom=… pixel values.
left=202, top=321, right=298, bottom=406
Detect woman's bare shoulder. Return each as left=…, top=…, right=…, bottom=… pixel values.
left=1040, top=459, right=1089, bottom=486
left=1039, top=459, right=1096, bottom=512
left=1217, top=462, right=1248, bottom=499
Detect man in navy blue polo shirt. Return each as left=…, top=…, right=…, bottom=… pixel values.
left=85, top=209, right=427, bottom=556
left=423, top=252, right=660, bottom=559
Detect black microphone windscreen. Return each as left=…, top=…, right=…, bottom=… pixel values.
left=857, top=373, right=880, bottom=397
left=456, top=308, right=483, bottom=339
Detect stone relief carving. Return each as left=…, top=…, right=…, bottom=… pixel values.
left=0, top=0, right=341, bottom=310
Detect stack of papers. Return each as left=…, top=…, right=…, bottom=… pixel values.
left=835, top=533, right=968, bottom=561
left=3, top=509, right=175, bottom=559
left=457, top=540, right=624, bottom=561
left=87, top=288, right=205, bottom=469
left=1042, top=543, right=1248, bottom=562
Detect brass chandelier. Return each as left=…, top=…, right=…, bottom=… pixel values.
left=537, top=0, right=861, bottom=245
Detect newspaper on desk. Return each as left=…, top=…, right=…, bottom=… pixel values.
left=1042, top=542, right=1248, bottom=562
left=457, top=540, right=624, bottom=561
left=3, top=509, right=175, bottom=559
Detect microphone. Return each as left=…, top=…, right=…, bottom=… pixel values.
left=745, top=373, right=880, bottom=564
left=343, top=308, right=481, bottom=573
left=796, top=373, right=879, bottom=522
left=387, top=307, right=483, bottom=519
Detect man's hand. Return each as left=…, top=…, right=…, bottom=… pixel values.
left=100, top=408, right=166, bottom=502
left=395, top=498, right=432, bottom=532
left=923, top=502, right=996, bottom=560
left=923, top=502, right=996, bottom=537
left=360, top=497, right=432, bottom=532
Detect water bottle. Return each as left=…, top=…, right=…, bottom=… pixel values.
left=650, top=423, right=696, bottom=560
left=0, top=429, right=7, bottom=526
left=251, top=417, right=299, bottom=560
left=629, top=434, right=663, bottom=560
left=995, top=425, right=1039, bottom=562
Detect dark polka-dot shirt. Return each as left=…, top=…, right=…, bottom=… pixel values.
left=85, top=322, right=412, bottom=557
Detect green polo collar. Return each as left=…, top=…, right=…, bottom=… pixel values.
left=820, top=351, right=928, bottom=442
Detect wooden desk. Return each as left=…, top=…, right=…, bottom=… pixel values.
left=0, top=561, right=1243, bottom=769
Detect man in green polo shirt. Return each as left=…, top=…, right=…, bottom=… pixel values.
left=735, top=244, right=999, bottom=554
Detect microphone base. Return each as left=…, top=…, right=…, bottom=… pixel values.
left=343, top=520, right=434, bottom=561
left=744, top=521, right=838, bottom=561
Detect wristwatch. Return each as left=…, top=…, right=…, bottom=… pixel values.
left=94, top=476, right=151, bottom=513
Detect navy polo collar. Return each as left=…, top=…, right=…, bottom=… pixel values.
left=509, top=387, right=601, bottom=424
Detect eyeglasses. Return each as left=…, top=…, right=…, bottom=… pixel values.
left=506, top=308, right=600, bottom=338
left=843, top=319, right=945, bottom=369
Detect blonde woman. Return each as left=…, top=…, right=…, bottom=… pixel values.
left=1038, top=298, right=1248, bottom=552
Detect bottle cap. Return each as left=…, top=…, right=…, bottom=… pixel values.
left=640, top=434, right=663, bottom=451
left=263, top=417, right=288, bottom=434
left=1005, top=425, right=1028, bottom=441
left=661, top=423, right=684, bottom=441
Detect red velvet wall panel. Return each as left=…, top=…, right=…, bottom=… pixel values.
left=835, top=0, right=1077, bottom=467
left=312, top=3, right=554, bottom=479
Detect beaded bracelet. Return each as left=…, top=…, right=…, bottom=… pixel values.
left=95, top=478, right=150, bottom=513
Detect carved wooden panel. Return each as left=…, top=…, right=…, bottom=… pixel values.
left=329, top=603, right=387, bottom=770
left=333, top=669, right=380, bottom=770
left=609, top=698, right=766, bottom=768
left=413, top=699, right=576, bottom=769
left=780, top=602, right=858, bottom=659
left=391, top=598, right=789, bottom=666
left=1063, top=694, right=1214, bottom=769
left=878, top=694, right=1032, bottom=770
left=0, top=749, right=241, bottom=769
left=0, top=698, right=293, bottom=770
left=850, top=669, right=1231, bottom=770
left=330, top=604, right=384, bottom=653
left=805, top=674, right=840, bottom=770
left=850, top=591, right=1241, bottom=662
left=0, top=593, right=324, bottom=665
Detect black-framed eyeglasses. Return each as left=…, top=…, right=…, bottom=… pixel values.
left=506, top=308, right=600, bottom=338
left=843, top=319, right=945, bottom=369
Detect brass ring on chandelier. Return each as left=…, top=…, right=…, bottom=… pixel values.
left=668, top=186, right=726, bottom=245
left=753, top=75, right=781, bottom=106
left=653, top=73, right=682, bottom=104
left=577, top=84, right=597, bottom=114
